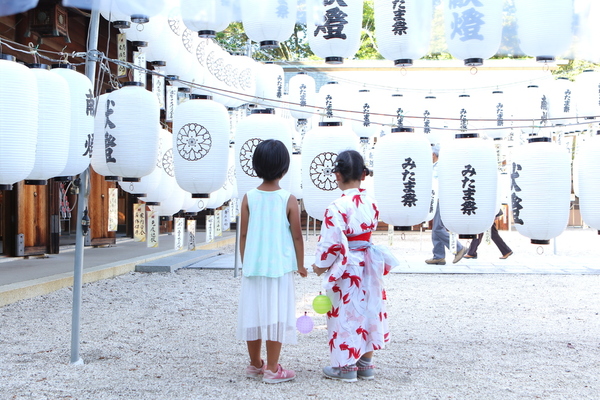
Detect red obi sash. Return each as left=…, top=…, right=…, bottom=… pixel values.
left=347, top=232, right=372, bottom=243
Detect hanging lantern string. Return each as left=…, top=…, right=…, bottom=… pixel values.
left=0, top=37, right=86, bottom=65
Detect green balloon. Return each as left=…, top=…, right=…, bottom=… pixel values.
left=313, top=294, right=332, bottom=314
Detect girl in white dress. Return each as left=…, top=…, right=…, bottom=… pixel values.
left=236, top=139, right=307, bottom=384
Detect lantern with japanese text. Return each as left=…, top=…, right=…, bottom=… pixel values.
left=241, top=0, right=298, bottom=48
left=26, top=64, right=69, bottom=184
left=308, top=0, right=363, bottom=64
left=105, top=82, right=160, bottom=180
left=374, top=0, right=433, bottom=66
left=51, top=64, right=94, bottom=180
left=514, top=0, right=573, bottom=62
left=547, top=77, right=575, bottom=126
left=374, top=127, right=432, bottom=228
left=302, top=121, right=360, bottom=220
left=574, top=70, right=600, bottom=121
left=448, top=93, right=476, bottom=132
left=512, top=84, right=548, bottom=134
left=288, top=72, right=317, bottom=121
left=235, top=109, right=294, bottom=197
left=91, top=91, right=118, bottom=180
left=479, top=90, right=511, bottom=140
left=0, top=54, right=37, bottom=190
left=577, top=132, right=600, bottom=233
left=438, top=133, right=498, bottom=238
left=173, top=94, right=229, bottom=197
left=350, top=89, right=380, bottom=140
left=317, top=81, right=352, bottom=123
left=417, top=95, right=444, bottom=145
left=181, top=0, right=232, bottom=38
left=254, top=62, right=285, bottom=108
left=444, top=0, right=503, bottom=66
left=510, top=137, right=570, bottom=243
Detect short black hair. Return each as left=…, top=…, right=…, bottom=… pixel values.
left=332, top=150, right=370, bottom=183
left=252, top=139, right=290, bottom=181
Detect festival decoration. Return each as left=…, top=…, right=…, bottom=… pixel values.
left=576, top=132, right=600, bottom=233
left=288, top=72, right=317, bottom=121
left=574, top=70, right=600, bottom=121
left=241, top=0, right=298, bottom=48
left=296, top=312, right=314, bottom=334
left=312, top=293, right=332, bottom=314
left=181, top=0, right=232, bottom=38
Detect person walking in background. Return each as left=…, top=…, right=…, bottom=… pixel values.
left=464, top=209, right=513, bottom=260
left=236, top=139, right=307, bottom=384
left=425, top=143, right=466, bottom=265
left=312, top=150, right=398, bottom=382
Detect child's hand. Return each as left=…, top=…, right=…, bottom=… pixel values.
left=297, top=265, right=308, bottom=278
left=312, top=263, right=328, bottom=277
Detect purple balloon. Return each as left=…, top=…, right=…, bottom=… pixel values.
left=296, top=314, right=314, bottom=334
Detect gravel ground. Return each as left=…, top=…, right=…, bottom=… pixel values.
left=1, top=232, right=599, bottom=400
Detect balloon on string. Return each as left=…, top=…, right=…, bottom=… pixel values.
left=296, top=312, right=314, bottom=334
left=312, top=293, right=332, bottom=314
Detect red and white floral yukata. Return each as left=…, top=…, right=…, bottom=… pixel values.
left=315, top=188, right=399, bottom=368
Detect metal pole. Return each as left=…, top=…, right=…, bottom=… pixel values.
left=70, top=8, right=100, bottom=366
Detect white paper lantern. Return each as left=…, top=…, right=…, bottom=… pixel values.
left=254, top=62, right=284, bottom=108
left=123, top=11, right=166, bottom=45
left=51, top=64, right=94, bottom=179
left=0, top=54, right=37, bottom=189
left=308, top=0, right=363, bottom=64
left=289, top=152, right=303, bottom=200
left=514, top=0, right=573, bottom=62
left=145, top=6, right=184, bottom=64
left=105, top=82, right=160, bottom=180
left=234, top=109, right=294, bottom=198
left=577, top=133, right=600, bottom=232
left=574, top=70, right=600, bottom=121
left=546, top=77, right=576, bottom=126
left=438, top=133, right=498, bottom=237
left=139, top=129, right=177, bottom=204
left=301, top=121, right=360, bottom=220
left=510, top=137, right=570, bottom=243
left=444, top=0, right=503, bottom=66
left=317, top=81, right=353, bottom=123
left=26, top=64, right=69, bottom=183
left=374, top=0, right=433, bottom=66
left=173, top=94, right=229, bottom=197
left=288, top=72, right=317, bottom=121
left=241, top=0, right=298, bottom=48
left=448, top=93, right=476, bottom=132
left=181, top=0, right=232, bottom=37
left=113, top=0, right=166, bottom=23
left=91, top=91, right=118, bottom=180
left=350, top=89, right=381, bottom=139
left=0, top=0, right=38, bottom=17
left=512, top=84, right=549, bottom=134
left=374, top=127, right=432, bottom=227
left=478, top=90, right=510, bottom=140
left=156, top=181, right=186, bottom=217
left=99, top=0, right=130, bottom=27
left=417, top=95, right=444, bottom=145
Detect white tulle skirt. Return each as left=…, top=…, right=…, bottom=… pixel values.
left=236, top=272, right=297, bottom=344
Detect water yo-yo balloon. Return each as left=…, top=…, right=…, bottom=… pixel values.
left=312, top=293, right=332, bottom=314
left=296, top=312, right=314, bottom=334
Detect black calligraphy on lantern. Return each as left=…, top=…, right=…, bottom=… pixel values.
left=104, top=98, right=117, bottom=163
left=511, top=162, right=524, bottom=225
left=299, top=84, right=307, bottom=106
left=564, top=89, right=571, bottom=113
left=277, top=75, right=283, bottom=99
left=276, top=0, right=289, bottom=18
left=449, top=0, right=483, bottom=8
left=450, top=8, right=485, bottom=42
left=424, top=110, right=431, bottom=134
left=397, top=107, right=404, bottom=127
left=83, top=133, right=93, bottom=158
left=460, top=108, right=468, bottom=131
left=325, top=94, right=333, bottom=118
left=85, top=89, right=95, bottom=116
left=461, top=164, right=477, bottom=215
left=401, top=157, right=418, bottom=207
left=496, top=102, right=504, bottom=127
left=314, top=0, right=349, bottom=40
left=392, top=0, right=407, bottom=35
left=541, top=95, right=548, bottom=125
left=363, top=103, right=371, bottom=127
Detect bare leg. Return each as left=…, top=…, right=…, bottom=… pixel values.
left=361, top=351, right=373, bottom=361
left=266, top=340, right=282, bottom=372
left=247, top=340, right=263, bottom=368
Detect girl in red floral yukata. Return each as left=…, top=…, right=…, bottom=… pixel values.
left=312, top=150, right=399, bottom=382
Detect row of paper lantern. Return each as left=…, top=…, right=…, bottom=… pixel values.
left=91, top=0, right=577, bottom=66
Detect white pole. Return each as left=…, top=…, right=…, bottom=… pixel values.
left=70, top=8, right=100, bottom=365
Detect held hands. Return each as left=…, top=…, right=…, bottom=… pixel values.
left=312, top=263, right=329, bottom=277
left=297, top=265, right=308, bottom=278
